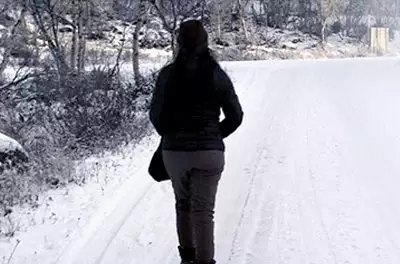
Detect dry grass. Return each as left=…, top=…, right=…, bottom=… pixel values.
left=0, top=68, right=155, bottom=237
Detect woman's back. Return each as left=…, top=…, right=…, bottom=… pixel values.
left=149, top=19, right=243, bottom=151
left=149, top=19, right=243, bottom=264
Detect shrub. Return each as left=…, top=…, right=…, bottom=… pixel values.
left=331, top=21, right=342, bottom=34
left=0, top=66, right=155, bottom=221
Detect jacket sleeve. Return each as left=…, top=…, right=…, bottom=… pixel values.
left=149, top=66, right=170, bottom=136
left=216, top=67, right=244, bottom=138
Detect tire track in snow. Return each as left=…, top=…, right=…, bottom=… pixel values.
left=55, top=137, right=159, bottom=264
left=308, top=62, right=400, bottom=264
left=98, top=181, right=177, bottom=264
left=305, top=85, right=339, bottom=264
left=216, top=64, right=277, bottom=264
left=95, top=182, right=155, bottom=264
left=226, top=143, right=269, bottom=263
left=242, top=65, right=337, bottom=264
left=242, top=147, right=275, bottom=264
left=225, top=65, right=292, bottom=264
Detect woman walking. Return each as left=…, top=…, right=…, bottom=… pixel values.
left=149, top=19, right=243, bottom=264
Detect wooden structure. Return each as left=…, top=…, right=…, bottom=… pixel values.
left=370, top=27, right=389, bottom=54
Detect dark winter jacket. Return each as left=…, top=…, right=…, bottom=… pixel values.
left=149, top=61, right=243, bottom=152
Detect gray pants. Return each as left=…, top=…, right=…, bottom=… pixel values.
left=163, top=150, right=225, bottom=262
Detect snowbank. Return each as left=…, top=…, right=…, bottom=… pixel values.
left=0, top=132, right=25, bottom=154
left=0, top=134, right=160, bottom=263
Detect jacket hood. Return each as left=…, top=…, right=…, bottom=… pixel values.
left=177, top=19, right=208, bottom=55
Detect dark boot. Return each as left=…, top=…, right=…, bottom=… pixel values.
left=178, top=246, right=195, bottom=264
left=194, top=261, right=216, bottom=264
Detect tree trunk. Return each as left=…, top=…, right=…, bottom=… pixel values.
left=86, top=0, right=92, bottom=37
left=77, top=0, right=86, bottom=74
left=0, top=52, right=10, bottom=77
left=300, top=0, right=312, bottom=34
left=132, top=0, right=147, bottom=86
left=237, top=0, right=249, bottom=44
left=71, top=0, right=78, bottom=71
left=321, top=20, right=327, bottom=44
left=345, top=15, right=351, bottom=36
left=260, top=0, right=269, bottom=27
left=30, top=0, right=69, bottom=74
left=171, top=32, right=177, bottom=57
left=132, top=25, right=142, bottom=86
left=0, top=7, right=27, bottom=76
left=33, top=26, right=40, bottom=66
left=149, top=0, right=178, bottom=57
left=217, top=8, right=222, bottom=40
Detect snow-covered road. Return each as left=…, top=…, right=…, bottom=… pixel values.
left=5, top=57, right=400, bottom=264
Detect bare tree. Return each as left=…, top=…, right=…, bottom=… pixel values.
left=27, top=0, right=92, bottom=75
left=149, top=0, right=205, bottom=56
left=132, top=0, right=150, bottom=86
left=236, top=0, right=250, bottom=44
left=70, top=0, right=78, bottom=70
left=77, top=0, right=87, bottom=73
left=149, top=0, right=179, bottom=56
left=209, top=0, right=231, bottom=40
left=209, top=0, right=223, bottom=40
left=70, top=0, right=88, bottom=74
left=28, top=0, right=71, bottom=73
left=0, top=7, right=27, bottom=76
left=368, top=0, right=398, bottom=27
left=318, top=0, right=349, bottom=43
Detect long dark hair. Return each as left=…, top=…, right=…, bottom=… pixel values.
left=162, top=20, right=220, bottom=132
left=169, top=20, right=219, bottom=97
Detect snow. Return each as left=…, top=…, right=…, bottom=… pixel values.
left=1, top=67, right=34, bottom=84
left=0, top=134, right=160, bottom=263
left=0, top=133, right=25, bottom=154
left=2, top=57, right=400, bottom=263
left=389, top=30, right=400, bottom=56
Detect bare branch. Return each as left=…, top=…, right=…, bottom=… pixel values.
left=6, top=239, right=20, bottom=264
left=150, top=0, right=174, bottom=33
left=0, top=73, right=36, bottom=91
left=29, top=0, right=69, bottom=72
left=0, top=6, right=27, bottom=76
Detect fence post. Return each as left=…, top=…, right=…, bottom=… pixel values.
left=370, top=27, right=389, bottom=55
